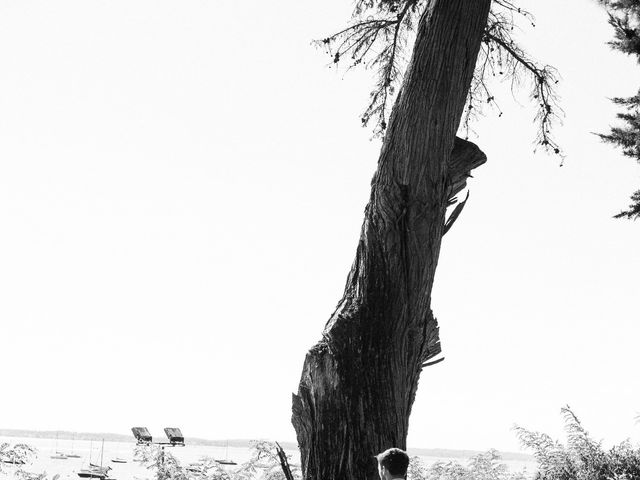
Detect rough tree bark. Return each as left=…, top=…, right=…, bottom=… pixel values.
left=292, top=2, right=491, bottom=480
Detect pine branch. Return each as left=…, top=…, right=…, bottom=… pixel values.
left=598, top=0, right=640, bottom=219
left=316, top=0, right=564, bottom=157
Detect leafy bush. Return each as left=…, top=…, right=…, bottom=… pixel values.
left=0, top=442, right=56, bottom=480
left=408, top=450, right=527, bottom=480
left=134, top=440, right=301, bottom=480
left=407, top=407, right=640, bottom=480
left=0, top=442, right=35, bottom=469
left=514, top=406, right=640, bottom=480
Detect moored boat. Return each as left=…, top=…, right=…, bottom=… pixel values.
left=77, top=470, right=108, bottom=479
left=215, top=440, right=237, bottom=465
left=78, top=465, right=111, bottom=479
left=78, top=439, right=111, bottom=479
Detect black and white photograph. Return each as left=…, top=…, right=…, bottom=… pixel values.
left=1, top=1, right=639, bottom=480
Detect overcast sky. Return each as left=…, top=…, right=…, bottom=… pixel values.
left=0, top=0, right=639, bottom=453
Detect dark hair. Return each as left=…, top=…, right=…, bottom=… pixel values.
left=376, top=448, right=409, bottom=477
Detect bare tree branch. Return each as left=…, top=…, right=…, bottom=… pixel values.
left=315, top=0, right=564, bottom=156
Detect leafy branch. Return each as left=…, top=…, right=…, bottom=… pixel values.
left=480, top=11, right=563, bottom=156
left=134, top=441, right=301, bottom=480
left=407, top=449, right=527, bottom=480
left=314, top=0, right=426, bottom=135
left=0, top=442, right=57, bottom=480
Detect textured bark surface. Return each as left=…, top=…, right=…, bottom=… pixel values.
left=292, top=2, right=491, bottom=480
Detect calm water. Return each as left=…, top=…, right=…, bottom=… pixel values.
left=0, top=436, right=251, bottom=480
left=0, top=436, right=536, bottom=479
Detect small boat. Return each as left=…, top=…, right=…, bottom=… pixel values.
left=110, top=444, right=127, bottom=464
left=78, top=470, right=107, bottom=479
left=215, top=440, right=237, bottom=465
left=79, top=464, right=111, bottom=479
left=77, top=470, right=114, bottom=480
left=67, top=435, right=82, bottom=458
left=87, top=466, right=110, bottom=472
left=78, top=440, right=111, bottom=479
left=51, top=434, right=67, bottom=459
left=1, top=457, right=26, bottom=465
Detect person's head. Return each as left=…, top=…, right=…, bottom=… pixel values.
left=375, top=448, right=409, bottom=480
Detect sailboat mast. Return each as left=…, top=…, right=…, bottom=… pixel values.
left=100, top=439, right=104, bottom=469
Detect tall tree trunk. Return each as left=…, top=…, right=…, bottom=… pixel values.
left=292, top=1, right=491, bottom=480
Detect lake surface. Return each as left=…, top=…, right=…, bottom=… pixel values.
left=0, top=436, right=537, bottom=479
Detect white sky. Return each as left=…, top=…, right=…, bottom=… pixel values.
left=0, top=0, right=639, bottom=454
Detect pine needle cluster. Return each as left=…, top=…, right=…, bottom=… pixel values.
left=315, top=0, right=563, bottom=156
left=598, top=0, right=640, bottom=219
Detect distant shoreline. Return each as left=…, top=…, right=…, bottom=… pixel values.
left=0, top=428, right=533, bottom=462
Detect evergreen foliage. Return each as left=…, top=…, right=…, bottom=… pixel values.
left=315, top=0, right=562, bottom=155
left=599, top=0, right=640, bottom=219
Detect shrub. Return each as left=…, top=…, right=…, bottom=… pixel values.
left=0, top=442, right=55, bottom=480
left=134, top=440, right=301, bottom=480
left=408, top=450, right=527, bottom=480
left=514, top=406, right=640, bottom=480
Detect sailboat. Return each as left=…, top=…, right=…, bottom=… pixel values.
left=78, top=469, right=111, bottom=479
left=51, top=433, right=68, bottom=460
left=215, top=441, right=237, bottom=466
left=66, top=434, right=81, bottom=458
left=78, top=439, right=112, bottom=479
